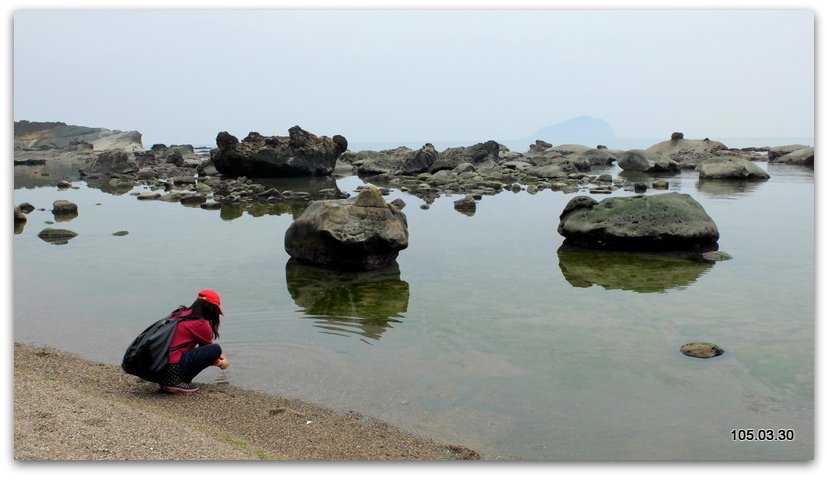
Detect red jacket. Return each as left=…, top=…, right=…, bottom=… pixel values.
left=168, top=309, right=215, bottom=364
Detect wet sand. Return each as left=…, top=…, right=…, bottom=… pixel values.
left=13, top=342, right=480, bottom=461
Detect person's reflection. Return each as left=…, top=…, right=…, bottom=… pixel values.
left=285, top=259, right=409, bottom=341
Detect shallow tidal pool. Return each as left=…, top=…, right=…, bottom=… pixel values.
left=13, top=162, right=814, bottom=460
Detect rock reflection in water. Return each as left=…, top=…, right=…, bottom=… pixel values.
left=695, top=178, right=763, bottom=198
left=285, top=259, right=409, bottom=341
left=556, top=245, right=714, bottom=293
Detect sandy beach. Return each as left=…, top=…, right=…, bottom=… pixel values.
left=13, top=342, right=480, bottom=461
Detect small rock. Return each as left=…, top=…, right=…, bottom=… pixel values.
left=137, top=192, right=162, bottom=200
left=200, top=201, right=223, bottom=210
left=14, top=207, right=27, bottom=224
left=37, top=227, right=78, bottom=245
left=453, top=195, right=477, bottom=215
left=526, top=185, right=539, bottom=195
left=420, top=203, right=430, bottom=210
left=57, top=180, right=72, bottom=189
left=18, top=203, right=35, bottom=213
left=179, top=193, right=207, bottom=206
left=633, top=183, right=648, bottom=193
left=390, top=198, right=406, bottom=210
left=51, top=200, right=78, bottom=215
left=112, top=231, right=129, bottom=236
left=652, top=180, right=669, bottom=190
left=702, top=251, right=732, bottom=262
left=510, top=183, right=522, bottom=193
left=671, top=132, right=685, bottom=140
left=680, top=342, right=724, bottom=359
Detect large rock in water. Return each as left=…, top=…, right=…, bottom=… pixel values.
left=284, top=186, right=408, bottom=270
left=697, top=155, right=770, bottom=180
left=646, top=135, right=728, bottom=169
left=617, top=150, right=680, bottom=173
left=557, top=193, right=720, bottom=251
left=769, top=146, right=814, bottom=167
left=211, top=126, right=347, bottom=177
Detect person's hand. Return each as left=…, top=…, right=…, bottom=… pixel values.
left=216, top=356, right=230, bottom=369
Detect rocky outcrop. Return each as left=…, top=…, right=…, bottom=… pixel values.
left=347, top=144, right=438, bottom=176
left=430, top=141, right=500, bottom=173
left=697, top=155, right=770, bottom=180
left=14, top=121, right=142, bottom=152
left=284, top=186, right=408, bottom=271
left=767, top=144, right=811, bottom=161
left=646, top=134, right=727, bottom=169
left=211, top=126, right=347, bottom=177
left=769, top=146, right=814, bottom=167
left=80, top=150, right=137, bottom=176
left=617, top=150, right=680, bottom=173
left=557, top=193, right=720, bottom=251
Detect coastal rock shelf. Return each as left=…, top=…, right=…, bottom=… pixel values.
left=11, top=122, right=815, bottom=221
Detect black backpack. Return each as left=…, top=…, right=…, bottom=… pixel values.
left=121, top=306, right=191, bottom=381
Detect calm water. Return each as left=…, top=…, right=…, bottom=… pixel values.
left=13, top=162, right=814, bottom=460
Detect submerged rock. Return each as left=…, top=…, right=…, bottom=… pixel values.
left=702, top=251, right=732, bottom=262
left=284, top=186, right=408, bottom=271
left=680, top=342, right=725, bottom=359
left=557, top=193, right=720, bottom=251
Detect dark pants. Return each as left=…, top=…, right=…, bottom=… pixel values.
left=178, top=344, right=222, bottom=383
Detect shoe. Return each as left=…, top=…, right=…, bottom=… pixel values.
left=161, top=382, right=200, bottom=394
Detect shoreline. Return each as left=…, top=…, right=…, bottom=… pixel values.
left=13, top=342, right=481, bottom=461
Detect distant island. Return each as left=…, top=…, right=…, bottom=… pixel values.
left=530, top=116, right=616, bottom=146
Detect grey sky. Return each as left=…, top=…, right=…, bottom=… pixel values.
left=13, top=9, right=814, bottom=147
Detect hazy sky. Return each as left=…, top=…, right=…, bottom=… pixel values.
left=13, top=9, right=814, bottom=147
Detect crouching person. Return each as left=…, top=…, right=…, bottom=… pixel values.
left=159, top=289, right=230, bottom=394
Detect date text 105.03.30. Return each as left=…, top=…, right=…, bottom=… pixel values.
left=731, top=429, right=795, bottom=441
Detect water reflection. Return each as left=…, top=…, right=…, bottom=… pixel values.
left=84, top=177, right=135, bottom=195
left=617, top=170, right=679, bottom=183
left=556, top=245, right=714, bottom=293
left=695, top=179, right=764, bottom=198
left=285, top=259, right=409, bottom=341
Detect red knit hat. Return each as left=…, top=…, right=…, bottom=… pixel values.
left=197, top=289, right=224, bottom=315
